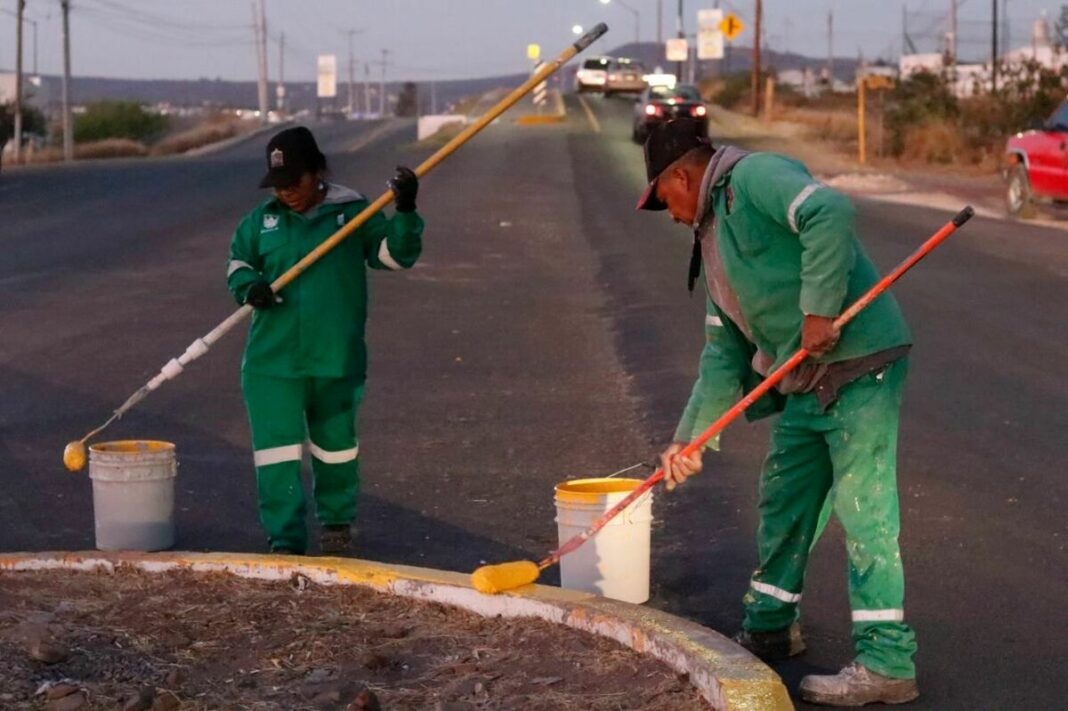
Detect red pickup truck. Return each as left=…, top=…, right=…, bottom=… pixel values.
left=1005, top=101, right=1068, bottom=218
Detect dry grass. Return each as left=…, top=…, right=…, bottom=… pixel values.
left=24, top=138, right=148, bottom=163
left=778, top=106, right=858, bottom=144
left=149, top=121, right=243, bottom=156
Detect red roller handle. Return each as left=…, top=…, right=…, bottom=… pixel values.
left=539, top=206, right=974, bottom=570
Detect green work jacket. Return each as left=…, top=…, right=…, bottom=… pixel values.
left=675, top=152, right=911, bottom=444
left=227, top=183, right=423, bottom=380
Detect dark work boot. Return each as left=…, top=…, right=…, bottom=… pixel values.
left=319, top=525, right=353, bottom=556
left=732, top=622, right=806, bottom=662
left=800, top=662, right=919, bottom=706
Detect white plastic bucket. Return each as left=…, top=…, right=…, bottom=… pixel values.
left=88, top=441, right=176, bottom=551
left=555, top=477, right=653, bottom=604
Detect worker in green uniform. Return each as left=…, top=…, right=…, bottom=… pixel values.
left=639, top=119, right=919, bottom=706
left=227, top=126, right=423, bottom=556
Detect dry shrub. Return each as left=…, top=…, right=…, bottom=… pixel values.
left=900, top=120, right=967, bottom=164
left=26, top=138, right=147, bottom=163
left=149, top=122, right=241, bottom=156
left=782, top=107, right=857, bottom=144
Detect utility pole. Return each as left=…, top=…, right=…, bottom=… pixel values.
left=949, top=0, right=957, bottom=64
left=992, top=0, right=999, bottom=91
left=252, top=0, right=269, bottom=124
left=13, top=0, right=25, bottom=164
left=675, top=0, right=683, bottom=81
left=378, top=49, right=391, bottom=117
left=363, top=62, right=371, bottom=117
left=752, top=0, right=763, bottom=116
left=657, top=0, right=663, bottom=53
left=276, top=31, right=285, bottom=113
left=346, top=30, right=357, bottom=116
left=826, top=10, right=833, bottom=86
left=61, top=0, right=73, bottom=162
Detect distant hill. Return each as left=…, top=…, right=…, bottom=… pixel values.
left=3, top=42, right=856, bottom=114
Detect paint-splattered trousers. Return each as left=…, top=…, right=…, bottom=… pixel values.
left=241, top=372, right=364, bottom=554
left=742, top=357, right=917, bottom=679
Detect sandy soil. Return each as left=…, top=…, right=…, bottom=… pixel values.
left=0, top=568, right=710, bottom=711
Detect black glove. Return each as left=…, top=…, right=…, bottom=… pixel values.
left=388, top=166, right=418, bottom=212
left=245, top=280, right=277, bottom=310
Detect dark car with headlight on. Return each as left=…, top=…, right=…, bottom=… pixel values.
left=632, top=84, right=708, bottom=143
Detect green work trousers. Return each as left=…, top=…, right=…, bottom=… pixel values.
left=741, top=358, right=917, bottom=679
left=241, top=372, right=364, bottom=554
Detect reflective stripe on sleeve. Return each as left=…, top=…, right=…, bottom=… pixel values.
left=309, top=442, right=359, bottom=464
left=750, top=580, right=802, bottom=604
left=852, top=609, right=904, bottom=622
left=705, top=314, right=723, bottom=327
left=227, top=260, right=256, bottom=277
left=253, top=444, right=302, bottom=467
left=786, top=183, right=823, bottom=233
left=377, top=240, right=404, bottom=270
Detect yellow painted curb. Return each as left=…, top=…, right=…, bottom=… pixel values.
left=515, top=114, right=566, bottom=126
left=0, top=551, right=793, bottom=710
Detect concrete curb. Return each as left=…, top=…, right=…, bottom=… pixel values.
left=0, top=551, right=792, bottom=710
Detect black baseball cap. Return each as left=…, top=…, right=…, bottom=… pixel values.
left=636, top=118, right=712, bottom=211
left=258, top=126, right=326, bottom=189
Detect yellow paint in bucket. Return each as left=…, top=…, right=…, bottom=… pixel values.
left=89, top=440, right=177, bottom=551
left=554, top=477, right=653, bottom=604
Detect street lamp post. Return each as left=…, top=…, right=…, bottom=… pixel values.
left=599, top=0, right=640, bottom=47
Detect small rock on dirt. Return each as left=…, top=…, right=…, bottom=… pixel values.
left=162, top=668, right=184, bottom=688
left=45, top=683, right=80, bottom=700
left=29, top=638, right=70, bottom=664
left=122, top=687, right=155, bottom=711
left=151, top=691, right=181, bottom=711
left=358, top=651, right=390, bottom=670
left=346, top=687, right=381, bottom=711
left=47, top=691, right=86, bottom=711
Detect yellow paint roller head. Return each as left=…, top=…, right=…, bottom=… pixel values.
left=63, top=440, right=87, bottom=472
left=470, top=560, right=540, bottom=594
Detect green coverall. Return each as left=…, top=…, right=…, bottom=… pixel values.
left=227, top=184, right=423, bottom=553
left=675, top=152, right=917, bottom=679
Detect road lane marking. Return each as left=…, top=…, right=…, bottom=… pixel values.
left=576, top=95, right=601, bottom=134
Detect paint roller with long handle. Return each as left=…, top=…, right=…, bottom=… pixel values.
left=472, top=206, right=976, bottom=594
left=62, top=23, right=611, bottom=472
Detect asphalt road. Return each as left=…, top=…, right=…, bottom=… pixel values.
left=1, top=98, right=1066, bottom=710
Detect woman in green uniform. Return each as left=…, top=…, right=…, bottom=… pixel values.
left=227, top=126, right=423, bottom=555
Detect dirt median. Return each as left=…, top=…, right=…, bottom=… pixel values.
left=0, top=568, right=709, bottom=710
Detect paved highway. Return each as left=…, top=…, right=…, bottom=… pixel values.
left=1, top=97, right=1064, bottom=709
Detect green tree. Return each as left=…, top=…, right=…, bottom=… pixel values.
left=73, top=101, right=168, bottom=143
left=395, top=82, right=418, bottom=117
left=0, top=102, right=47, bottom=169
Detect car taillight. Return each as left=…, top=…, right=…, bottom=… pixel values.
left=645, top=104, right=661, bottom=116
left=692, top=105, right=707, bottom=117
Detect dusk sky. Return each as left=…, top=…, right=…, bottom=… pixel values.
left=1, top=0, right=1062, bottom=82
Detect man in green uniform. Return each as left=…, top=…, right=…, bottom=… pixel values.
left=640, top=119, right=919, bottom=706
left=227, top=126, right=423, bottom=556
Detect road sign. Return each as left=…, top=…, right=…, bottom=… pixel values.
left=527, top=43, right=541, bottom=61
left=666, top=38, right=689, bottom=62
left=317, top=54, right=337, bottom=98
left=697, top=9, right=724, bottom=60
left=720, top=12, right=744, bottom=42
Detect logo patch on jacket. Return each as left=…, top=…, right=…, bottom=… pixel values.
left=337, top=214, right=345, bottom=226
left=262, top=214, right=280, bottom=231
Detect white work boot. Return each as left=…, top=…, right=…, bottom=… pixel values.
left=800, top=662, right=919, bottom=706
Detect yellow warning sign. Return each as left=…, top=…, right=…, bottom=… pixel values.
left=527, top=43, right=541, bottom=61
left=720, top=13, right=744, bottom=42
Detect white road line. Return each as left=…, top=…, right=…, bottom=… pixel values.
left=576, top=95, right=602, bottom=134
